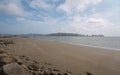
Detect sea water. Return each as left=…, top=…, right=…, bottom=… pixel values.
left=32, top=36, right=120, bottom=50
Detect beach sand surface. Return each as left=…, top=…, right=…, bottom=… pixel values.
left=6, top=37, right=120, bottom=75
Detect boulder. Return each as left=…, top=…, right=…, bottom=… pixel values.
left=0, top=55, right=14, bottom=65
left=3, top=63, right=27, bottom=75
left=0, top=53, right=8, bottom=57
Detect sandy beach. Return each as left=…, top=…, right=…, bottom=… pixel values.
left=2, top=37, right=120, bottom=75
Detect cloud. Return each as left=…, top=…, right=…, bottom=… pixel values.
left=29, top=0, right=119, bottom=35
left=0, top=0, right=119, bottom=36
left=15, top=15, right=60, bottom=27
left=16, top=17, right=25, bottom=21
left=29, top=0, right=58, bottom=9
left=30, top=0, right=50, bottom=9
left=0, top=2, right=25, bottom=16
left=86, top=18, right=103, bottom=23
left=58, top=0, right=102, bottom=15
left=58, top=12, right=113, bottom=34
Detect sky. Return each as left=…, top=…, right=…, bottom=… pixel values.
left=0, top=0, right=120, bottom=36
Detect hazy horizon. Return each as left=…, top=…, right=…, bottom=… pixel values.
left=0, top=0, right=120, bottom=36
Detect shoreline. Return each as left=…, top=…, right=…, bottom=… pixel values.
left=1, top=37, right=120, bottom=75
left=33, top=37, right=120, bottom=51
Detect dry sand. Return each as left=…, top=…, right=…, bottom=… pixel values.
left=5, top=37, right=120, bottom=75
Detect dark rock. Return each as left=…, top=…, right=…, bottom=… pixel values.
left=38, top=70, right=44, bottom=75
left=13, top=56, right=23, bottom=65
left=41, top=66, right=46, bottom=70
left=0, top=53, right=8, bottom=57
left=44, top=62, right=52, bottom=65
left=43, top=70, right=50, bottom=75
left=31, top=63, right=39, bottom=71
left=22, top=56, right=30, bottom=61
left=50, top=71, right=59, bottom=75
left=48, top=68, right=52, bottom=71
left=64, top=72, right=71, bottom=75
left=32, top=71, right=44, bottom=75
left=86, top=72, right=93, bottom=75
left=21, top=64, right=29, bottom=71
left=0, top=42, right=4, bottom=45
left=0, top=67, right=5, bottom=75
left=66, top=71, right=72, bottom=74
left=53, top=68, right=60, bottom=72
left=58, top=72, right=63, bottom=75
left=27, top=65, right=33, bottom=70
left=3, top=63, right=27, bottom=75
left=0, top=50, right=6, bottom=54
left=33, top=60, right=39, bottom=64
left=21, top=55, right=25, bottom=58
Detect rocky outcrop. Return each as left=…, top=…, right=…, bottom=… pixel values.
left=0, top=39, right=14, bottom=46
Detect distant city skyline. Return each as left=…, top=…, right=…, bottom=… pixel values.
left=0, top=0, right=120, bottom=36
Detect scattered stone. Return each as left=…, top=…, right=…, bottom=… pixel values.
left=64, top=72, right=71, bottom=75
left=0, top=50, right=6, bottom=54
left=0, top=53, right=8, bottom=58
left=26, top=57, right=30, bottom=61
left=0, top=42, right=5, bottom=47
left=65, top=71, right=72, bottom=74
left=13, top=56, right=23, bottom=65
left=44, top=62, right=52, bottom=65
left=21, top=64, right=29, bottom=71
left=53, top=68, right=60, bottom=72
left=43, top=70, right=50, bottom=75
left=27, top=62, right=40, bottom=71
left=50, top=71, right=59, bottom=75
left=3, top=63, right=27, bottom=75
left=0, top=42, right=4, bottom=45
left=48, top=68, right=53, bottom=72
left=21, top=55, right=25, bottom=58
left=58, top=72, right=63, bottom=75
left=32, top=70, right=44, bottom=75
left=32, top=63, right=40, bottom=71
left=41, top=66, right=46, bottom=70
left=38, top=68, right=43, bottom=72
left=33, top=60, right=39, bottom=64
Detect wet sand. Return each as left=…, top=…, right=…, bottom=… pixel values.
left=5, top=37, right=120, bottom=75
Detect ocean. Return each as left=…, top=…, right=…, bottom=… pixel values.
left=32, top=36, right=120, bottom=50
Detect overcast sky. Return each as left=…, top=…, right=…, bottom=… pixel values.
left=0, top=0, right=120, bottom=36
